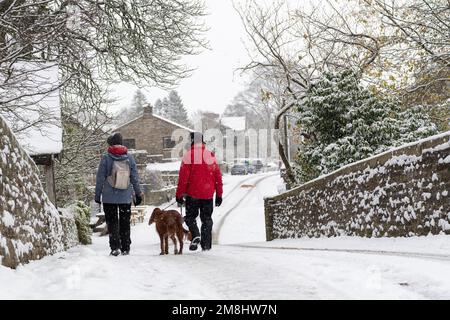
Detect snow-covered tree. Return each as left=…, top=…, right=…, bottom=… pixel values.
left=115, top=89, right=148, bottom=125
left=131, top=89, right=148, bottom=114
left=223, top=77, right=277, bottom=131
left=154, top=98, right=164, bottom=117
left=154, top=97, right=170, bottom=119
left=1, top=0, right=207, bottom=132
left=166, top=90, right=190, bottom=125
left=154, top=91, right=192, bottom=127
left=295, top=70, right=438, bottom=183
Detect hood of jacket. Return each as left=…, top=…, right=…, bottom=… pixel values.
left=107, top=145, right=129, bottom=161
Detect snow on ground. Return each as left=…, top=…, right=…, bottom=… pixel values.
left=239, top=235, right=450, bottom=256
left=215, top=172, right=281, bottom=244
left=1, top=172, right=450, bottom=299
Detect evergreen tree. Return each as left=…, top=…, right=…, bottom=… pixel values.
left=115, top=89, right=148, bottom=125
left=131, top=89, right=148, bottom=115
left=154, top=98, right=164, bottom=116
left=157, top=97, right=171, bottom=118
left=295, top=69, right=438, bottom=183
left=167, top=90, right=189, bottom=125
left=154, top=90, right=192, bottom=127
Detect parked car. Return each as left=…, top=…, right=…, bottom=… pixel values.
left=246, top=164, right=257, bottom=174
left=230, top=164, right=248, bottom=175
left=253, top=159, right=264, bottom=172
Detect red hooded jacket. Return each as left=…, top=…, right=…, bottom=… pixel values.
left=176, top=143, right=223, bottom=200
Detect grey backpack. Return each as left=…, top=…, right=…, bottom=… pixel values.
left=107, top=160, right=130, bottom=189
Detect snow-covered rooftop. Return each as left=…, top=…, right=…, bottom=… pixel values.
left=6, top=62, right=62, bottom=156
left=220, top=116, right=246, bottom=131
left=115, top=112, right=194, bottom=133
left=152, top=114, right=194, bottom=132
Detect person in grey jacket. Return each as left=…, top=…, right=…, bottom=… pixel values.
left=95, top=133, right=143, bottom=256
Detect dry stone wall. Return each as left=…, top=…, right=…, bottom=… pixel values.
left=264, top=132, right=450, bottom=240
left=1, top=117, right=77, bottom=268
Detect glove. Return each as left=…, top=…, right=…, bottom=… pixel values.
left=176, top=197, right=184, bottom=207
left=134, top=194, right=142, bottom=206
left=95, top=196, right=101, bottom=204
left=215, top=196, right=222, bottom=207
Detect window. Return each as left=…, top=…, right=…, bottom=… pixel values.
left=123, top=138, right=136, bottom=149
left=163, top=136, right=175, bottom=149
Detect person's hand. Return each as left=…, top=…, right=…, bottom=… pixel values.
left=95, top=196, right=101, bottom=204
left=176, top=197, right=184, bottom=207
left=135, top=194, right=143, bottom=206
left=215, top=196, right=222, bottom=207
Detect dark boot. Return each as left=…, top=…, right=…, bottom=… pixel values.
left=110, top=249, right=120, bottom=256
left=189, top=236, right=201, bottom=251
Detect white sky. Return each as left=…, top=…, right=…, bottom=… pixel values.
left=109, top=0, right=250, bottom=117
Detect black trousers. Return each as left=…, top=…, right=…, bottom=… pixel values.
left=184, top=197, right=214, bottom=250
left=103, top=203, right=131, bottom=252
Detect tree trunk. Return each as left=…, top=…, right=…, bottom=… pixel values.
left=274, top=102, right=297, bottom=187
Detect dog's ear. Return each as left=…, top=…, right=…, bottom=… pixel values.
left=149, top=208, right=160, bottom=225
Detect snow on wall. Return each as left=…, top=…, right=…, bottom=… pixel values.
left=264, top=131, right=450, bottom=240
left=0, top=116, right=76, bottom=268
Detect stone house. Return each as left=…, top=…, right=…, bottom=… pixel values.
left=114, top=104, right=193, bottom=161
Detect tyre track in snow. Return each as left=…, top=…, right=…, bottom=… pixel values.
left=221, top=174, right=262, bottom=201
left=213, top=173, right=278, bottom=245
left=226, top=244, right=450, bottom=262
left=180, top=247, right=350, bottom=299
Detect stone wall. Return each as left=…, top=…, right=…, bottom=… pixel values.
left=264, top=132, right=450, bottom=240
left=0, top=116, right=77, bottom=268
left=141, top=185, right=177, bottom=206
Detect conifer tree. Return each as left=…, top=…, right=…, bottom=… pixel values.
left=166, top=90, right=191, bottom=126
left=295, top=70, right=438, bottom=182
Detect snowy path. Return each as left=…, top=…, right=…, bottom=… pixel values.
left=1, top=172, right=450, bottom=299
left=213, top=172, right=279, bottom=244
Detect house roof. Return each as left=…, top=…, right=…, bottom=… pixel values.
left=7, top=61, right=62, bottom=156
left=220, top=116, right=246, bottom=131
left=114, top=112, right=194, bottom=132
left=152, top=114, right=194, bottom=132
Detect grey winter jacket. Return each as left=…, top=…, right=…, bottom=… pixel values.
left=95, top=152, right=142, bottom=204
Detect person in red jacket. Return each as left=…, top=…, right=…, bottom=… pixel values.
left=176, top=132, right=223, bottom=251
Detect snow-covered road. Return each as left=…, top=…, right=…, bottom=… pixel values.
left=1, top=172, right=450, bottom=299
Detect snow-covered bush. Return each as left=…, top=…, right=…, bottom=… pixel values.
left=74, top=201, right=92, bottom=245
left=295, top=70, right=438, bottom=182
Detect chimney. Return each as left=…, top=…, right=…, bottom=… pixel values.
left=143, top=104, right=153, bottom=118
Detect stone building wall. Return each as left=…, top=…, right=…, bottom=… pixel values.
left=1, top=116, right=78, bottom=268
left=264, top=132, right=450, bottom=240
left=116, top=106, right=191, bottom=159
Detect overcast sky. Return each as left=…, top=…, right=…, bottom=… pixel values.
left=109, top=0, right=250, bottom=117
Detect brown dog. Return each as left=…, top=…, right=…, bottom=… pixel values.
left=149, top=208, right=192, bottom=255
